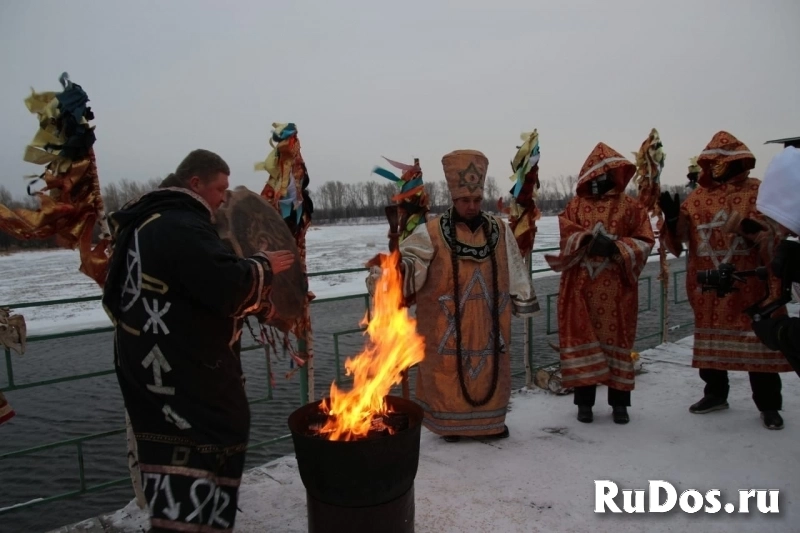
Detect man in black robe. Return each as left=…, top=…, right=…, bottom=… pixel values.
left=102, top=149, right=293, bottom=532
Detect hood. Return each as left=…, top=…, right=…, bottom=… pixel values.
left=696, top=131, right=755, bottom=188
left=575, top=143, right=636, bottom=197
left=108, top=187, right=212, bottom=237
left=757, top=147, right=800, bottom=236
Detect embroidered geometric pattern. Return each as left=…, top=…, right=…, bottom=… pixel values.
left=581, top=221, right=617, bottom=280
left=439, top=209, right=500, bottom=261
left=437, top=268, right=509, bottom=379
left=695, top=209, right=750, bottom=267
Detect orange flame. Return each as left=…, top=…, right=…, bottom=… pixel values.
left=319, top=251, right=425, bottom=441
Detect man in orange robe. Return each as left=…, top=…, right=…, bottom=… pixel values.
left=546, top=143, right=654, bottom=424
left=368, top=150, right=539, bottom=441
left=660, top=131, right=792, bottom=430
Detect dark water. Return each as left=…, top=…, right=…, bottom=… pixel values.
left=0, top=261, right=692, bottom=533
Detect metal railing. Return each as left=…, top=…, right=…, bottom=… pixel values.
left=0, top=246, right=691, bottom=520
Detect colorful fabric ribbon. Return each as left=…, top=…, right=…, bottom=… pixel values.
left=254, top=122, right=310, bottom=228
left=510, top=130, right=540, bottom=200
left=371, top=157, right=429, bottom=240
left=498, top=130, right=542, bottom=258
left=0, top=73, right=110, bottom=286
left=633, top=128, right=666, bottom=212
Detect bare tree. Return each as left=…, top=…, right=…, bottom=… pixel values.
left=423, top=182, right=437, bottom=208
left=380, top=182, right=398, bottom=205
left=485, top=176, right=499, bottom=200
left=435, top=181, right=450, bottom=209
left=482, top=176, right=501, bottom=213
left=315, top=181, right=336, bottom=212
left=344, top=183, right=365, bottom=212
left=102, top=182, right=122, bottom=212
left=364, top=181, right=380, bottom=210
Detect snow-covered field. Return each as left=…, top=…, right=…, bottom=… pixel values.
left=0, top=217, right=565, bottom=336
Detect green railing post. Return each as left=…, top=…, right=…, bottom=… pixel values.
left=298, top=337, right=309, bottom=405
left=545, top=294, right=558, bottom=335
left=265, top=345, right=273, bottom=401
left=76, top=442, right=86, bottom=492
left=674, top=270, right=680, bottom=305
left=333, top=334, right=342, bottom=386
left=660, top=270, right=668, bottom=344
left=524, top=251, right=533, bottom=388
left=526, top=316, right=534, bottom=386
left=4, top=347, right=13, bottom=389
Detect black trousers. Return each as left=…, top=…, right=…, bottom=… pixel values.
left=700, top=369, right=782, bottom=411
left=573, top=385, right=631, bottom=407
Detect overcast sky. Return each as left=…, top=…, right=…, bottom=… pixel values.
left=0, top=0, right=798, bottom=198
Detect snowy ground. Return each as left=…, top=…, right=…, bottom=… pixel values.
left=54, top=337, right=800, bottom=533
left=0, top=215, right=681, bottom=337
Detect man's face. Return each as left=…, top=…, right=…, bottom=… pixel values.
left=453, top=194, right=483, bottom=220
left=190, top=172, right=229, bottom=213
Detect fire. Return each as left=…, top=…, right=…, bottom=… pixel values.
left=319, top=251, right=425, bottom=440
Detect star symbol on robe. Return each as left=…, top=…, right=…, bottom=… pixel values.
left=457, top=162, right=484, bottom=192
left=437, top=268, right=509, bottom=380
left=695, top=209, right=750, bottom=267
left=581, top=222, right=617, bottom=280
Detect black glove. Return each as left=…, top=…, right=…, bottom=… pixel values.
left=740, top=218, right=765, bottom=235
left=658, top=192, right=681, bottom=233
left=751, top=316, right=789, bottom=352
left=588, top=234, right=617, bottom=257
left=771, top=239, right=800, bottom=280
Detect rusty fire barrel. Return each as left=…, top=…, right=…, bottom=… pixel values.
left=288, top=396, right=423, bottom=533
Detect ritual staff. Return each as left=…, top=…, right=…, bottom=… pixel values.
left=686, top=157, right=701, bottom=192
left=368, top=150, right=539, bottom=442
left=546, top=143, right=654, bottom=424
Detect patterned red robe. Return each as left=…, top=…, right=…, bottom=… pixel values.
left=546, top=143, right=654, bottom=391
left=663, top=131, right=792, bottom=373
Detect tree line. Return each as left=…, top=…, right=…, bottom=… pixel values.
left=0, top=175, right=690, bottom=250
left=308, top=175, right=688, bottom=223
left=0, top=178, right=161, bottom=251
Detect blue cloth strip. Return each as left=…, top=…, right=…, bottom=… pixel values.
left=372, top=167, right=401, bottom=182
left=401, top=177, right=423, bottom=193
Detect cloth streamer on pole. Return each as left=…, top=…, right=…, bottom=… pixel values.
left=255, top=122, right=316, bottom=402
left=633, top=128, right=668, bottom=342
left=498, top=129, right=542, bottom=259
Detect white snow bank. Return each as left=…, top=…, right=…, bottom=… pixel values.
left=67, top=337, right=799, bottom=533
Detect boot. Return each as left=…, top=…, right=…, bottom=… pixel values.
left=484, top=425, right=510, bottom=439
left=612, top=406, right=629, bottom=424
left=760, top=411, right=784, bottom=430
left=577, top=405, right=593, bottom=423
left=689, top=396, right=729, bottom=414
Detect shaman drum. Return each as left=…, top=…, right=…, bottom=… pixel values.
left=215, top=186, right=307, bottom=331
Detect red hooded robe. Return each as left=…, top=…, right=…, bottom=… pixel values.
left=546, top=143, right=655, bottom=391
left=663, top=131, right=792, bottom=373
